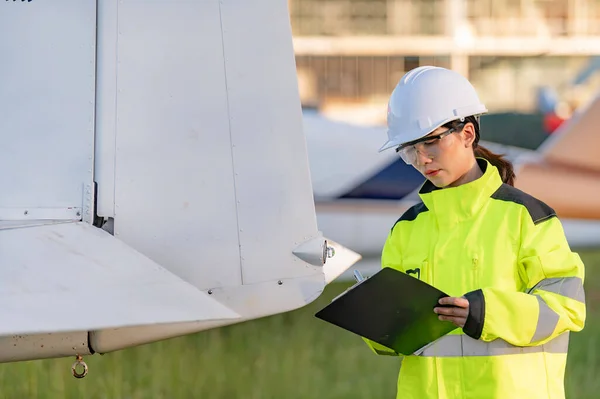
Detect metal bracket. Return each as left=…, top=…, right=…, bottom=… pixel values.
left=292, top=233, right=335, bottom=266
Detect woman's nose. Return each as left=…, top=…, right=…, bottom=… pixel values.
left=415, top=149, right=433, bottom=166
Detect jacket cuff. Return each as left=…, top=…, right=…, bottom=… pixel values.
left=463, top=289, right=485, bottom=340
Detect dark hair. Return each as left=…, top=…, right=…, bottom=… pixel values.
left=442, top=116, right=516, bottom=186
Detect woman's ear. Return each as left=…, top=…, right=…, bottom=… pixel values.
left=462, top=123, right=476, bottom=148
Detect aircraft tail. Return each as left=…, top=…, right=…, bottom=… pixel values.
left=514, top=91, right=600, bottom=219
left=0, top=0, right=360, bottom=359
left=536, top=92, right=600, bottom=172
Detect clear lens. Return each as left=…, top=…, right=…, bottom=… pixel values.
left=397, top=136, right=446, bottom=164
left=397, top=147, right=416, bottom=164
left=396, top=125, right=462, bottom=164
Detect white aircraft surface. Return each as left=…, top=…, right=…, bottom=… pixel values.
left=0, top=0, right=361, bottom=375
left=303, top=102, right=600, bottom=257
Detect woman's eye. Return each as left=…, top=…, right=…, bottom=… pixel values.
left=422, top=139, right=437, bottom=146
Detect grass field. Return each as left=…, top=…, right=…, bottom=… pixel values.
left=0, top=250, right=598, bottom=399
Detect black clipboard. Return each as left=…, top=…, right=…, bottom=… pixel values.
left=315, top=267, right=458, bottom=355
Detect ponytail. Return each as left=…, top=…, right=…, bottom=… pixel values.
left=473, top=144, right=516, bottom=186
left=443, top=115, right=516, bottom=186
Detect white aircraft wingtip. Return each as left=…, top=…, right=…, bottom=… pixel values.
left=322, top=237, right=362, bottom=284
left=0, top=222, right=240, bottom=336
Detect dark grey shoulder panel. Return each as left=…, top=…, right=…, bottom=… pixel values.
left=491, top=184, right=557, bottom=225
left=391, top=202, right=429, bottom=231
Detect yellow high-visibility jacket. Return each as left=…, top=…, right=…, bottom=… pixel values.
left=364, top=158, right=586, bottom=399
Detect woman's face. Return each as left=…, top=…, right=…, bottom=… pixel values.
left=403, top=122, right=477, bottom=188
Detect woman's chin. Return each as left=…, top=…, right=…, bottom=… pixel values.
left=427, top=172, right=450, bottom=188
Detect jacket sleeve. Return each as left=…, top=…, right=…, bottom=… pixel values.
left=362, top=230, right=403, bottom=356
left=462, top=211, right=586, bottom=346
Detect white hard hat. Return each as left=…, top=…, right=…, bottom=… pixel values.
left=379, top=66, right=488, bottom=152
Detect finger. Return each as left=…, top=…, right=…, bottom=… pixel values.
left=437, top=314, right=464, bottom=323
left=437, top=315, right=467, bottom=328
left=439, top=297, right=469, bottom=308
left=438, top=297, right=469, bottom=308
left=434, top=306, right=469, bottom=318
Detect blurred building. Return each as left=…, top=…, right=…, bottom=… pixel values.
left=289, top=0, right=600, bottom=124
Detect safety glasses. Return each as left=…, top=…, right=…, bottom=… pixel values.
left=395, top=123, right=465, bottom=165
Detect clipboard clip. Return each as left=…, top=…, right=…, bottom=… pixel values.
left=353, top=270, right=365, bottom=283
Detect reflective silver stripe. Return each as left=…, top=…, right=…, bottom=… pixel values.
left=418, top=332, right=569, bottom=357
left=531, top=295, right=560, bottom=342
left=528, top=277, right=585, bottom=303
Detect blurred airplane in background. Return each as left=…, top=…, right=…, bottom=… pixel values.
left=537, top=56, right=600, bottom=134
left=304, top=94, right=600, bottom=257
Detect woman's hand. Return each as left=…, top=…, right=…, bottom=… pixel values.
left=434, top=296, right=470, bottom=328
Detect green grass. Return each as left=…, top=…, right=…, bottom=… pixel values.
left=1, top=250, right=598, bottom=399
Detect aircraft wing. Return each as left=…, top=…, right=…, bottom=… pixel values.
left=478, top=140, right=536, bottom=163
left=0, top=221, right=239, bottom=337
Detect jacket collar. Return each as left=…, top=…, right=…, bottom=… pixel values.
left=418, top=158, right=503, bottom=226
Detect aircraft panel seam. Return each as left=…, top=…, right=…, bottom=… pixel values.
left=218, top=2, right=244, bottom=285
left=87, top=330, right=96, bottom=355
left=112, top=1, right=120, bottom=218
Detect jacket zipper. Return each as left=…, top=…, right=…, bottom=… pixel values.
left=422, top=260, right=430, bottom=284
left=472, top=255, right=480, bottom=288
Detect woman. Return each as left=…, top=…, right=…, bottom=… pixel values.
left=364, top=66, right=586, bottom=399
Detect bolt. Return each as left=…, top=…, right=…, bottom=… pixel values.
left=208, top=289, right=213, bottom=295
left=327, top=246, right=336, bottom=258
left=277, top=280, right=283, bottom=285
left=76, top=211, right=81, bottom=217
left=23, top=210, right=28, bottom=215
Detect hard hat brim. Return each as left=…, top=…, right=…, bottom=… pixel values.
left=378, top=139, right=399, bottom=153
left=379, top=109, right=488, bottom=153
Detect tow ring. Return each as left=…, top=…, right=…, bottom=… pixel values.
left=71, top=354, right=88, bottom=379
